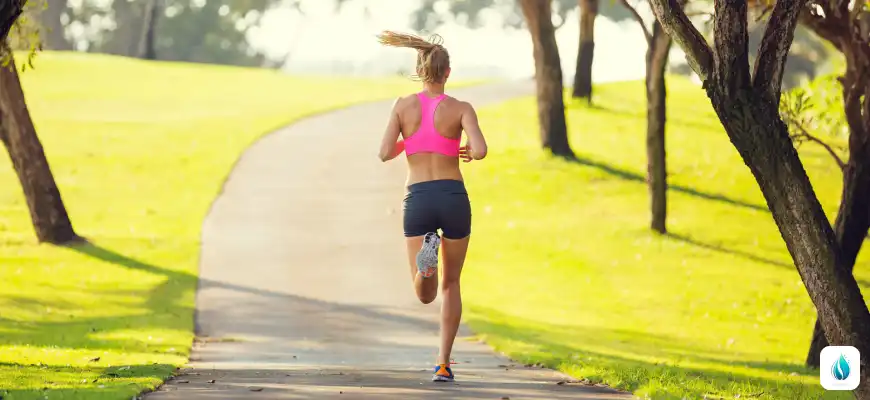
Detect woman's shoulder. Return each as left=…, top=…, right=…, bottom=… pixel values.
left=443, top=95, right=473, bottom=109
left=391, top=93, right=421, bottom=112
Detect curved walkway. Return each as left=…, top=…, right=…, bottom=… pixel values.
left=145, top=81, right=632, bottom=399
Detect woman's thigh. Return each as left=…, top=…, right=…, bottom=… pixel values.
left=441, top=236, right=469, bottom=284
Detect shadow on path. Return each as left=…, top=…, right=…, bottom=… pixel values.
left=145, top=366, right=624, bottom=399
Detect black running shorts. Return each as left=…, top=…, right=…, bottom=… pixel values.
left=402, top=179, right=472, bottom=240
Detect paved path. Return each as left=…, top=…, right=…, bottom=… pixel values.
left=145, top=81, right=633, bottom=399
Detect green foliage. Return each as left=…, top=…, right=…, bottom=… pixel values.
left=780, top=73, right=848, bottom=142
left=59, top=0, right=280, bottom=67
left=154, top=0, right=272, bottom=66
left=2, top=0, right=42, bottom=70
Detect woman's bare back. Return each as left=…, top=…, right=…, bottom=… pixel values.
left=396, top=93, right=467, bottom=185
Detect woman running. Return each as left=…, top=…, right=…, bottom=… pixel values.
left=375, top=31, right=487, bottom=383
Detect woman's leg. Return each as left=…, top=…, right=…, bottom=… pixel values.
left=406, top=236, right=438, bottom=304
left=436, top=235, right=469, bottom=365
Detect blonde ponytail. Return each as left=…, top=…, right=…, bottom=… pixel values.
left=376, top=30, right=450, bottom=83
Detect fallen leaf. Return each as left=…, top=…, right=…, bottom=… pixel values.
left=249, top=387, right=263, bottom=392
left=89, top=357, right=100, bottom=362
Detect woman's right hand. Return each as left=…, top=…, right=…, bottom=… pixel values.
left=459, top=145, right=473, bottom=163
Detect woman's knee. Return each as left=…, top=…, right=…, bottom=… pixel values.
left=440, top=276, right=460, bottom=292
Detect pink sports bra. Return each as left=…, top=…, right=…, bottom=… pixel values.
left=404, top=92, right=460, bottom=157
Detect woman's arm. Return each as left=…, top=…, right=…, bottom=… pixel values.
left=383, top=139, right=405, bottom=161
left=460, top=102, right=487, bottom=160
left=378, top=98, right=404, bottom=162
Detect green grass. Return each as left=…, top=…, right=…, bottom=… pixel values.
left=462, top=77, right=867, bottom=399
left=0, top=52, right=455, bottom=399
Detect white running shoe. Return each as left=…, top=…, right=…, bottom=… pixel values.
left=416, top=232, right=440, bottom=278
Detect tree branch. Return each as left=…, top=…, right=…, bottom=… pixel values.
left=648, top=0, right=714, bottom=82
left=751, top=0, right=804, bottom=104
left=618, top=0, right=652, bottom=44
left=790, top=125, right=848, bottom=170
left=779, top=88, right=849, bottom=170
left=799, top=9, right=844, bottom=51
left=712, top=0, right=751, bottom=93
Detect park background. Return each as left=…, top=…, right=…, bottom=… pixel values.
left=0, top=0, right=865, bottom=399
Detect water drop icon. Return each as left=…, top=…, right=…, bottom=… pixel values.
left=832, top=353, right=851, bottom=381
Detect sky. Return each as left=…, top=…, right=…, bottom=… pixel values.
left=246, top=0, right=691, bottom=83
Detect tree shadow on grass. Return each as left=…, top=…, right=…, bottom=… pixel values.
left=564, top=101, right=636, bottom=116
left=561, top=154, right=768, bottom=213
left=665, top=232, right=870, bottom=288
left=665, top=232, right=792, bottom=268
left=465, top=306, right=842, bottom=400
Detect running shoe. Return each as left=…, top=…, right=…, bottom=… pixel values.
left=416, top=232, right=440, bottom=278
left=432, top=364, right=454, bottom=382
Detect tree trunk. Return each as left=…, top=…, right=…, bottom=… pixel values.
left=706, top=83, right=870, bottom=395
left=646, top=22, right=671, bottom=234
left=0, top=51, right=78, bottom=244
left=0, top=1, right=25, bottom=43
left=572, top=0, right=596, bottom=102
left=519, top=0, right=574, bottom=158
left=104, top=0, right=144, bottom=57
left=37, top=0, right=72, bottom=51
left=137, top=0, right=159, bottom=60
left=806, top=55, right=870, bottom=368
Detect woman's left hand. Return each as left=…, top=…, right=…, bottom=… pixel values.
left=459, top=145, right=473, bottom=163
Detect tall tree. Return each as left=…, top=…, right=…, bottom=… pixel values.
left=785, top=0, right=870, bottom=368
left=648, top=0, right=870, bottom=396
left=618, top=0, right=685, bottom=233
left=137, top=0, right=158, bottom=60
left=1, top=8, right=78, bottom=244
left=520, top=0, right=574, bottom=157
left=572, top=0, right=596, bottom=101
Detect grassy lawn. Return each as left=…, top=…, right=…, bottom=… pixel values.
left=0, top=52, right=437, bottom=399
left=463, top=77, right=867, bottom=399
